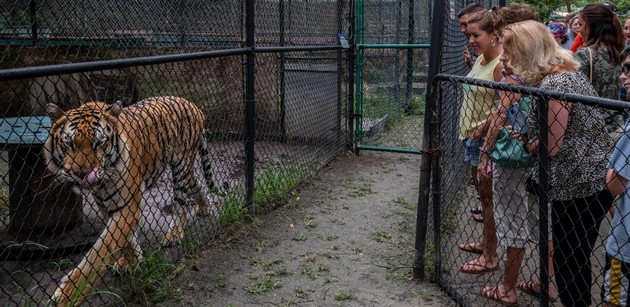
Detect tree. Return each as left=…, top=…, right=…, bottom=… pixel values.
left=511, top=0, right=566, bottom=20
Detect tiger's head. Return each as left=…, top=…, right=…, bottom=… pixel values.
left=44, top=101, right=124, bottom=189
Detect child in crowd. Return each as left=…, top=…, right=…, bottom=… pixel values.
left=603, top=46, right=630, bottom=307
left=547, top=21, right=568, bottom=46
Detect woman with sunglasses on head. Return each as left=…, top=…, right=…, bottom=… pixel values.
left=502, top=20, right=613, bottom=307
left=476, top=5, right=558, bottom=304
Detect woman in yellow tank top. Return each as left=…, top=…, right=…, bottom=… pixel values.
left=456, top=9, right=504, bottom=275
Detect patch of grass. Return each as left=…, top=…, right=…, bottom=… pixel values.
left=329, top=218, right=346, bottom=225
left=392, top=197, right=415, bottom=210
left=181, top=230, right=202, bottom=256
left=253, top=160, right=319, bottom=209
left=317, top=264, right=330, bottom=272
left=246, top=277, right=282, bottom=294
left=113, top=249, right=184, bottom=305
left=272, top=268, right=293, bottom=277
left=348, top=183, right=376, bottom=197
left=252, top=239, right=277, bottom=252
left=294, top=286, right=309, bottom=299
left=334, top=291, right=354, bottom=301
left=305, top=220, right=318, bottom=229
left=352, top=246, right=363, bottom=254
left=372, top=231, right=393, bottom=243
left=217, top=191, right=249, bottom=230
left=292, top=231, right=307, bottom=241
left=318, top=234, right=339, bottom=241
left=319, top=251, right=340, bottom=260
left=259, top=259, right=283, bottom=271
left=301, top=265, right=317, bottom=280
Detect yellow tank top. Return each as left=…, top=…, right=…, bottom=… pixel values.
left=458, top=54, right=501, bottom=140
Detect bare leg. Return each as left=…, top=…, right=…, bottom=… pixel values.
left=477, top=167, right=497, bottom=264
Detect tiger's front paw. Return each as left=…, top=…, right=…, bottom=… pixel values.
left=195, top=200, right=216, bottom=216
left=51, top=270, right=83, bottom=306
left=112, top=248, right=143, bottom=272
left=162, top=225, right=185, bottom=247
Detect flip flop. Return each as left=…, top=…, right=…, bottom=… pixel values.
left=458, top=242, right=483, bottom=254
left=515, top=280, right=558, bottom=302
left=460, top=259, right=498, bottom=274
left=481, top=286, right=518, bottom=306
left=472, top=213, right=483, bottom=223
left=470, top=205, right=482, bottom=214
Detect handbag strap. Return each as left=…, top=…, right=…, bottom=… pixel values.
left=587, top=47, right=593, bottom=82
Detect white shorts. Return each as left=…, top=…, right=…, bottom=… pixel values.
left=492, top=164, right=532, bottom=248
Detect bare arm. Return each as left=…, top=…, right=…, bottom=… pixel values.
left=607, top=168, right=629, bottom=197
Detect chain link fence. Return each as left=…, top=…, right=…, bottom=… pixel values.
left=354, top=0, right=430, bottom=153
left=430, top=73, right=630, bottom=306
left=0, top=0, right=350, bottom=305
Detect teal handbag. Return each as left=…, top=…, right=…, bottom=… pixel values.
left=489, top=97, right=535, bottom=167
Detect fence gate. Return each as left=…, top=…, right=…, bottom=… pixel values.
left=354, top=0, right=431, bottom=154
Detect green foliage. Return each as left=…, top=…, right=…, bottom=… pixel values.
left=512, top=0, right=565, bottom=20
left=253, top=160, right=319, bottom=208
left=217, top=191, right=249, bottom=229
left=113, top=249, right=184, bottom=305
left=245, top=277, right=282, bottom=294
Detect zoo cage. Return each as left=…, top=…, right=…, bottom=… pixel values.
left=0, top=0, right=352, bottom=305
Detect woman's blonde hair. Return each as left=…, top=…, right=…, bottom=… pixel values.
left=502, top=20, right=579, bottom=85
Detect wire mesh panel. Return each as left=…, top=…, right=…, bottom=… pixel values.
left=355, top=0, right=431, bottom=153
left=0, top=0, right=349, bottom=305
left=358, top=48, right=427, bottom=150
left=432, top=74, right=630, bottom=306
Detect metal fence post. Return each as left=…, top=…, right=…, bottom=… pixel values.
left=538, top=96, right=551, bottom=307
left=245, top=0, right=256, bottom=211
left=414, top=0, right=445, bottom=281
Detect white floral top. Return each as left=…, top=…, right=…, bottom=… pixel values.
left=527, top=71, right=612, bottom=201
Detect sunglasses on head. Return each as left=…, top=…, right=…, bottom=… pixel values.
left=623, top=63, right=630, bottom=75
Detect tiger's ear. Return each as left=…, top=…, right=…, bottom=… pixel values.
left=109, top=101, right=123, bottom=117
left=46, top=103, right=65, bottom=119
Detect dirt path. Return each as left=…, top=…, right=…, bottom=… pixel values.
left=161, top=151, right=454, bottom=306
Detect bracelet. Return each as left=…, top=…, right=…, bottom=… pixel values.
left=480, top=147, right=492, bottom=155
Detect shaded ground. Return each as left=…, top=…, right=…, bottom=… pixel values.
left=161, top=151, right=454, bottom=306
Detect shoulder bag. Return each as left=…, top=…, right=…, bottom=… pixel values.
left=489, top=96, right=535, bottom=167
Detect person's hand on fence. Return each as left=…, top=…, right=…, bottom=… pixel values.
left=477, top=152, right=492, bottom=181
left=464, top=47, right=473, bottom=68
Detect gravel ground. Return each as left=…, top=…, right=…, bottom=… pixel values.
left=159, top=151, right=454, bottom=306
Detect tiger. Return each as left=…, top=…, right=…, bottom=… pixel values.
left=43, top=96, right=216, bottom=306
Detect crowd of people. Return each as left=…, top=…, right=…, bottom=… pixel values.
left=455, top=2, right=630, bottom=306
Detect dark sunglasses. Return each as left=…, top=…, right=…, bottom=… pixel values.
left=623, top=63, right=630, bottom=76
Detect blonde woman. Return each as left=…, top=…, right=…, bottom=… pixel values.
left=501, top=20, right=613, bottom=307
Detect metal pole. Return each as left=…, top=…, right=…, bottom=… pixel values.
left=245, top=0, right=256, bottom=211
left=347, top=0, right=356, bottom=150
left=354, top=0, right=363, bottom=154
left=538, top=97, right=551, bottom=307
left=30, top=0, right=37, bottom=41
left=337, top=0, right=344, bottom=145
left=178, top=0, right=187, bottom=47
left=279, top=0, right=287, bottom=139
left=394, top=0, right=402, bottom=107
left=413, top=0, right=445, bottom=280
left=404, top=0, right=415, bottom=114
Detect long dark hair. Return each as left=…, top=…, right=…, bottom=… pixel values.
left=581, top=3, right=624, bottom=65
